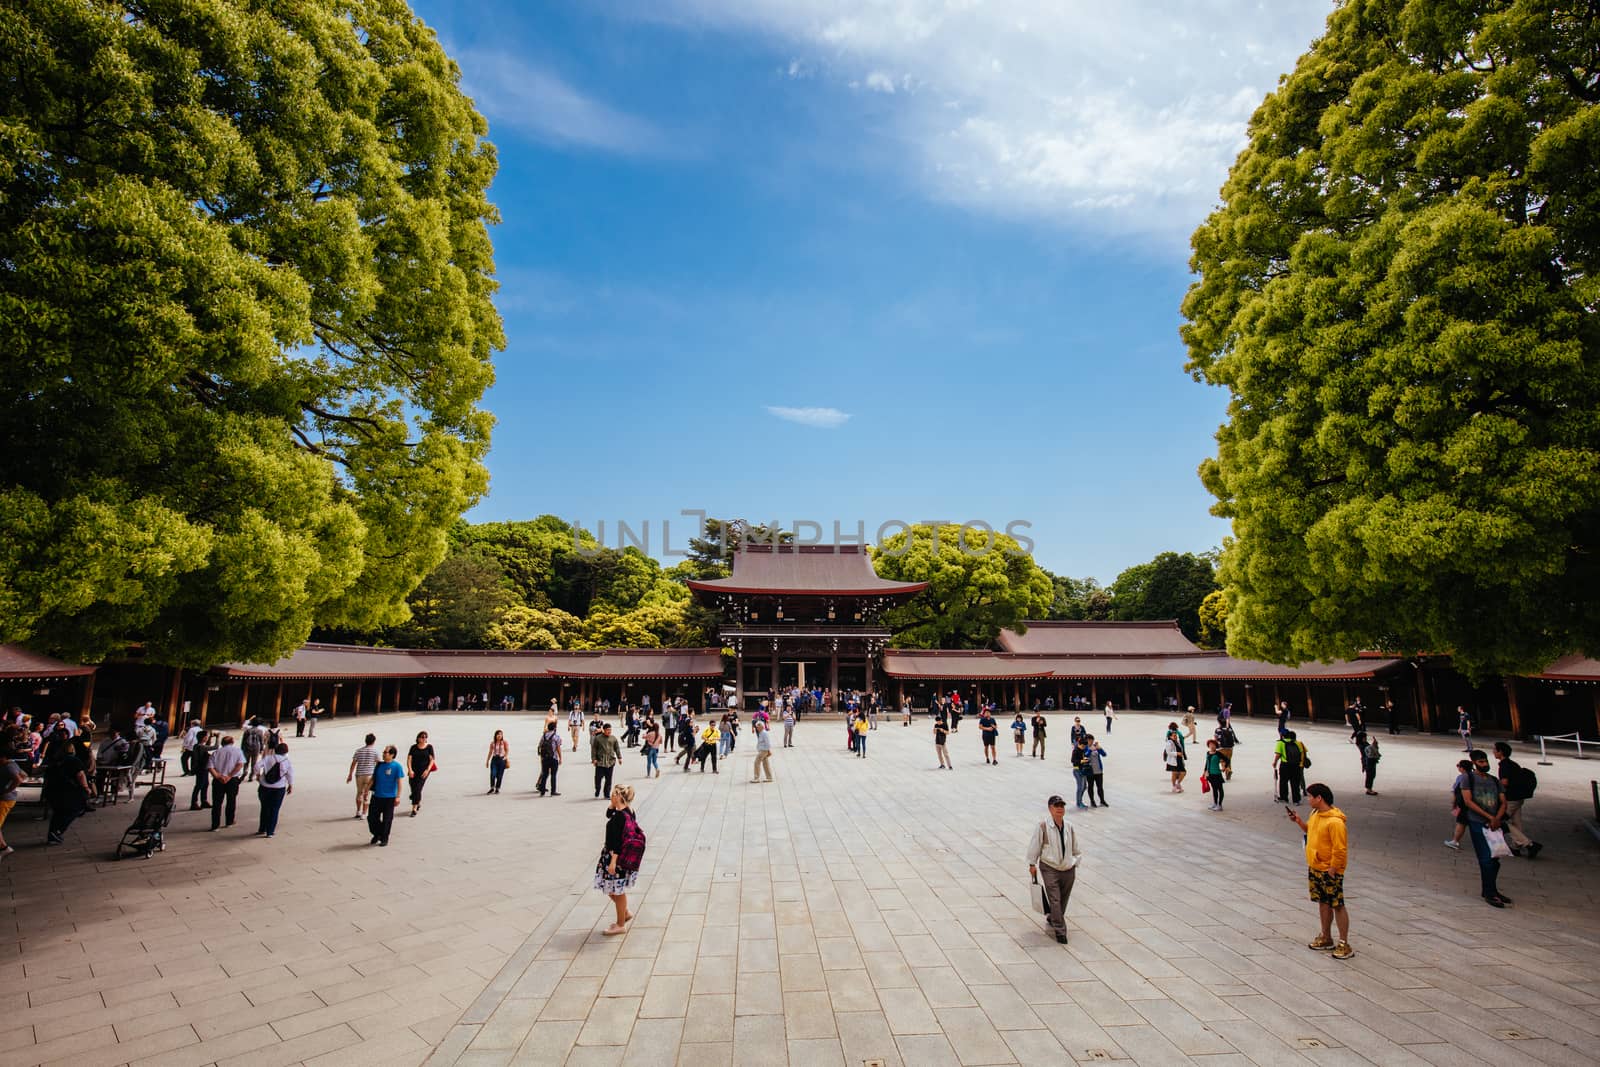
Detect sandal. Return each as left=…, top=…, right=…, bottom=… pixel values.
left=602, top=923, right=626, bottom=936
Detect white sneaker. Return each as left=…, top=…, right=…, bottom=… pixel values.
left=1443, top=840, right=1461, bottom=850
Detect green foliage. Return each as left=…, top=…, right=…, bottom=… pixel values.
left=486, top=605, right=590, bottom=651
left=1109, top=552, right=1219, bottom=641
left=1044, top=573, right=1112, bottom=620
left=391, top=550, right=514, bottom=649
left=1197, top=590, right=1229, bottom=650
left=683, top=519, right=793, bottom=580
left=873, top=525, right=1054, bottom=649
left=1183, top=0, right=1600, bottom=678
left=0, top=0, right=501, bottom=666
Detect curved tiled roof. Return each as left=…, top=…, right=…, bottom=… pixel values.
left=688, top=544, right=927, bottom=597
left=996, top=621, right=1208, bottom=657
left=219, top=644, right=724, bottom=680
left=0, top=645, right=96, bottom=679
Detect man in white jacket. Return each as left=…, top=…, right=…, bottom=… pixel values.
left=1026, top=795, right=1082, bottom=944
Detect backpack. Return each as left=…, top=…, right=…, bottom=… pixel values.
left=262, top=759, right=282, bottom=785
left=242, top=728, right=263, bottom=755
left=616, top=812, right=647, bottom=871
left=538, top=732, right=556, bottom=760
left=1511, top=762, right=1538, bottom=799
left=1280, top=739, right=1301, bottom=768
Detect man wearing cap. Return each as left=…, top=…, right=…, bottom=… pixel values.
left=1026, top=795, right=1082, bottom=944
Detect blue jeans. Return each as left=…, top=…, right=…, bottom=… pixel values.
left=489, top=755, right=506, bottom=790
left=856, top=734, right=867, bottom=757
left=1466, top=821, right=1501, bottom=898
left=644, top=747, right=659, bottom=775
left=1073, top=768, right=1087, bottom=806
left=257, top=786, right=287, bottom=836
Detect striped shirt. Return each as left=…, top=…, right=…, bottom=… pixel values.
left=351, top=745, right=379, bottom=777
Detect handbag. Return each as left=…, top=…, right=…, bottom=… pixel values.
left=1483, top=827, right=1513, bottom=859
left=1200, top=774, right=1210, bottom=793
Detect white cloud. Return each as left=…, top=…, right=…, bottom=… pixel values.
left=864, top=70, right=896, bottom=94
left=458, top=50, right=666, bottom=155
left=642, top=0, right=1333, bottom=235
left=766, top=405, right=852, bottom=428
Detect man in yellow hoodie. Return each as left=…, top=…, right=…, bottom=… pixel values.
left=1287, top=782, right=1352, bottom=959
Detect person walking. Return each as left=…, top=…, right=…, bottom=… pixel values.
left=677, top=711, right=698, bottom=770
left=1025, top=795, right=1082, bottom=945
left=1275, top=700, right=1291, bottom=738
left=188, top=730, right=215, bottom=810
left=1214, top=721, right=1238, bottom=780
left=348, top=733, right=379, bottom=818
left=640, top=718, right=661, bottom=778
left=1070, top=738, right=1089, bottom=809
left=1084, top=737, right=1108, bottom=807
left=208, top=734, right=245, bottom=830
left=0, top=740, right=22, bottom=859
left=1444, top=758, right=1472, bottom=851
left=1164, top=725, right=1187, bottom=792
left=568, top=703, right=584, bottom=753
left=180, top=717, right=202, bottom=776
left=293, top=700, right=307, bottom=738
left=307, top=700, right=322, bottom=737
left=1385, top=699, right=1400, bottom=735
left=1031, top=711, right=1048, bottom=759
left=1069, top=717, right=1087, bottom=750
left=1360, top=734, right=1381, bottom=796
left=1493, top=742, right=1542, bottom=859
left=934, top=709, right=952, bottom=769
left=1103, top=701, right=1115, bottom=734
left=1204, top=738, right=1228, bottom=810
left=485, top=729, right=510, bottom=794
left=597, top=785, right=645, bottom=936
left=42, top=732, right=92, bottom=845
left=1182, top=707, right=1198, bottom=743
left=1457, top=750, right=1512, bottom=907
left=1274, top=730, right=1306, bottom=804
left=241, top=719, right=264, bottom=782
left=407, top=731, right=436, bottom=817
left=978, top=707, right=999, bottom=765
left=536, top=720, right=563, bottom=796
left=368, top=745, right=405, bottom=845
left=903, top=696, right=913, bottom=726
left=750, top=719, right=774, bottom=783
left=1457, top=706, right=1473, bottom=752
left=1011, top=712, right=1028, bottom=757
left=697, top=719, right=720, bottom=773
left=592, top=721, right=622, bottom=797
left=783, top=702, right=796, bottom=748
left=1287, top=783, right=1353, bottom=958
left=255, top=742, right=292, bottom=838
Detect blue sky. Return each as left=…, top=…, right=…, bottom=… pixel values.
left=412, top=0, right=1334, bottom=584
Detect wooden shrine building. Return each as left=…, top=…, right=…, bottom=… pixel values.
left=687, top=544, right=926, bottom=705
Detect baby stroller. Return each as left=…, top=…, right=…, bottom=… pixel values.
left=114, top=784, right=175, bottom=860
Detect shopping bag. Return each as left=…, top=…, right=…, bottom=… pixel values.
left=1483, top=827, right=1513, bottom=859
left=1200, top=775, right=1210, bottom=793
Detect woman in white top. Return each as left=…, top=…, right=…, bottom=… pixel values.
left=256, top=743, right=293, bottom=839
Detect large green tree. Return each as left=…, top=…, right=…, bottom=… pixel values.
left=1110, top=552, right=1219, bottom=642
left=0, top=0, right=501, bottom=666
left=873, top=525, right=1053, bottom=649
left=1183, top=0, right=1600, bottom=678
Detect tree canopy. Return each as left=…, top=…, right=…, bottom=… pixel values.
left=873, top=525, right=1053, bottom=649
left=0, top=0, right=502, bottom=666
left=1182, top=0, right=1600, bottom=678
left=1109, top=552, right=1219, bottom=642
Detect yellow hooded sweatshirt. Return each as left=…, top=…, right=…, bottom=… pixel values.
left=1305, top=806, right=1348, bottom=873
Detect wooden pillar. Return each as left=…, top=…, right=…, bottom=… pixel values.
left=395, top=679, right=403, bottom=712
left=1415, top=668, right=1434, bottom=732
left=1305, top=684, right=1315, bottom=722
left=1340, top=683, right=1349, bottom=713
left=273, top=681, right=284, bottom=724
left=79, top=673, right=96, bottom=721
left=770, top=646, right=779, bottom=701
left=198, top=685, right=211, bottom=725
left=1272, top=683, right=1281, bottom=713
left=829, top=652, right=839, bottom=711
left=1122, top=678, right=1130, bottom=711
left=353, top=679, right=363, bottom=717
left=521, top=679, right=529, bottom=710
left=1219, top=683, right=1226, bottom=712
left=1592, top=689, right=1600, bottom=740
left=1090, top=680, right=1098, bottom=709
left=447, top=679, right=455, bottom=710
left=331, top=685, right=340, bottom=717
left=1056, top=681, right=1064, bottom=709
left=239, top=683, right=250, bottom=725
left=1504, top=678, right=1523, bottom=738
left=1244, top=686, right=1254, bottom=717
left=735, top=649, right=745, bottom=708
left=165, top=667, right=185, bottom=734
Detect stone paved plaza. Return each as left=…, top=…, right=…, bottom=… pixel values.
left=5, top=708, right=1600, bottom=1067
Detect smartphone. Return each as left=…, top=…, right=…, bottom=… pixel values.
left=1284, top=805, right=1296, bottom=816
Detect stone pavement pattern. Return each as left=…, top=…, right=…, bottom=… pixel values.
left=4, top=710, right=1599, bottom=1067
